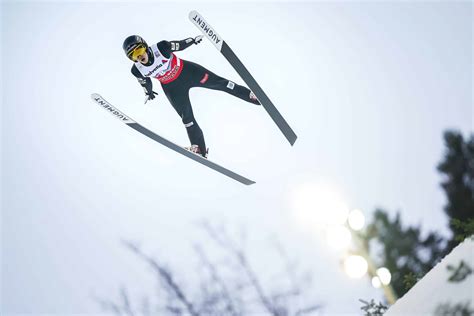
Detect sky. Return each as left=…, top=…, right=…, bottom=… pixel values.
left=1, top=1, right=472, bottom=315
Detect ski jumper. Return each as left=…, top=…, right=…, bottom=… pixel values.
left=130, top=38, right=259, bottom=157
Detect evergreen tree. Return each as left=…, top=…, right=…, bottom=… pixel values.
left=361, top=130, right=474, bottom=300
left=363, top=209, right=446, bottom=298
left=437, top=130, right=474, bottom=252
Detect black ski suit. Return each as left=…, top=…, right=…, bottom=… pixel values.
left=130, top=37, right=260, bottom=157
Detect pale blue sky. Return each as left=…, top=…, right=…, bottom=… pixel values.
left=2, top=1, right=472, bottom=315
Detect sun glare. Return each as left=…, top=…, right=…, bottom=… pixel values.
left=291, top=182, right=350, bottom=232
left=326, top=225, right=352, bottom=250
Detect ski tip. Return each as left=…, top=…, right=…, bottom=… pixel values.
left=188, top=10, right=199, bottom=19
left=91, top=93, right=101, bottom=100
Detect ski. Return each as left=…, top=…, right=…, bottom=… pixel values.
left=91, top=93, right=255, bottom=185
left=189, top=10, right=297, bottom=146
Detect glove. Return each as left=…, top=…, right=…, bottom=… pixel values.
left=144, top=91, right=158, bottom=104
left=193, top=35, right=203, bottom=45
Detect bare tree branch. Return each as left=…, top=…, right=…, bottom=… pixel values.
left=120, top=287, right=134, bottom=316
left=295, top=305, right=324, bottom=316
left=200, top=221, right=280, bottom=316
left=122, top=240, right=200, bottom=316
left=93, top=294, right=124, bottom=315
left=194, top=244, right=241, bottom=316
left=97, top=223, right=322, bottom=316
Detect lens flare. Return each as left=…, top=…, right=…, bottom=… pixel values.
left=344, top=255, right=368, bottom=278
left=376, top=267, right=392, bottom=285
left=348, top=209, right=365, bottom=231
left=372, top=276, right=382, bottom=288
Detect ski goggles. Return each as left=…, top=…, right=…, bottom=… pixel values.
left=128, top=44, right=147, bottom=61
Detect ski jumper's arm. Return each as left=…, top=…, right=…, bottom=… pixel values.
left=157, top=36, right=203, bottom=58
left=131, top=66, right=153, bottom=95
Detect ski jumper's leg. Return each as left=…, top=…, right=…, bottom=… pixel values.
left=187, top=61, right=260, bottom=105
left=162, top=82, right=207, bottom=157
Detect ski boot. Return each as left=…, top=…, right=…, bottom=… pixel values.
left=185, top=144, right=209, bottom=159
left=249, top=91, right=260, bottom=105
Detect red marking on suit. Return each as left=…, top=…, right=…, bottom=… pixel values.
left=200, top=73, right=209, bottom=84
left=157, top=53, right=183, bottom=84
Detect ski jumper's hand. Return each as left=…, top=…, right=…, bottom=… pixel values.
left=193, top=35, right=203, bottom=45
left=144, top=91, right=158, bottom=104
